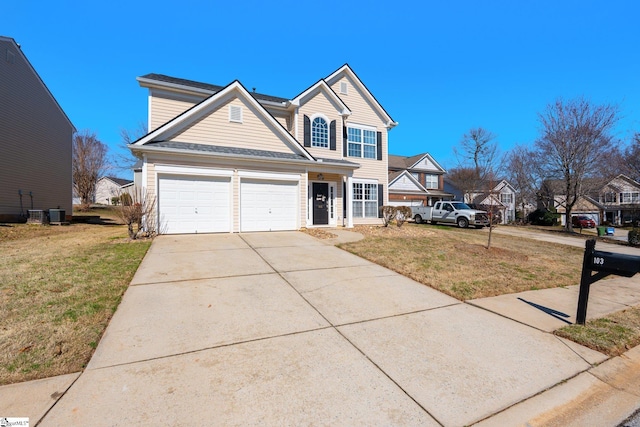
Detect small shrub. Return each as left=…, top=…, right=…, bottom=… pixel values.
left=380, top=206, right=396, bottom=227
left=528, top=209, right=558, bottom=226
left=111, top=196, right=120, bottom=206
left=395, top=206, right=412, bottom=228
left=629, top=228, right=640, bottom=246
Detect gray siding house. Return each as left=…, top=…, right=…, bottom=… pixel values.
left=0, top=36, right=75, bottom=221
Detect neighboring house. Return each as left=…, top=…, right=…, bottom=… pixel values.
left=95, top=176, right=134, bottom=205
left=446, top=178, right=517, bottom=224
left=129, top=64, right=396, bottom=234
left=598, top=175, right=640, bottom=225
left=387, top=153, right=452, bottom=206
left=541, top=175, right=640, bottom=226
left=0, top=36, right=75, bottom=221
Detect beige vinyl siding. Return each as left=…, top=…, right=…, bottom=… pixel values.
left=149, top=93, right=199, bottom=130
left=331, top=75, right=390, bottom=212
left=297, top=90, right=345, bottom=161
left=0, top=38, right=74, bottom=220
left=144, top=154, right=307, bottom=233
left=269, top=109, right=293, bottom=133
left=168, top=97, right=295, bottom=154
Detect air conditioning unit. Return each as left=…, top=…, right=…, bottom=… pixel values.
left=27, top=210, right=47, bottom=224
left=49, top=209, right=66, bottom=223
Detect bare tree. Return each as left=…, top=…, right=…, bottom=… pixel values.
left=505, top=144, right=541, bottom=222
left=454, top=127, right=499, bottom=179
left=447, top=166, right=481, bottom=204
left=533, top=97, right=620, bottom=231
left=73, top=130, right=108, bottom=210
left=112, top=122, right=147, bottom=172
left=620, top=133, right=640, bottom=182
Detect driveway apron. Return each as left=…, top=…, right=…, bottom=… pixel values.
left=40, top=231, right=595, bottom=426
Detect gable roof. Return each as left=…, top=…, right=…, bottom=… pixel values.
left=290, top=79, right=351, bottom=117
left=389, top=170, right=427, bottom=193
left=324, top=64, right=397, bottom=129
left=132, top=79, right=314, bottom=160
left=0, top=36, right=75, bottom=131
left=100, top=176, right=133, bottom=187
left=388, top=153, right=446, bottom=173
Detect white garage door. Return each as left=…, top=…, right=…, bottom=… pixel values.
left=158, top=175, right=231, bottom=234
left=240, top=179, right=298, bottom=232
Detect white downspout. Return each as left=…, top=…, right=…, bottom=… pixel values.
left=347, top=175, right=354, bottom=228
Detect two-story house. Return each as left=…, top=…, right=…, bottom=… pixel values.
left=129, top=65, right=396, bottom=234
left=0, top=36, right=75, bottom=222
left=598, top=174, right=640, bottom=225
left=387, top=153, right=451, bottom=206
left=446, top=178, right=517, bottom=224
left=537, top=175, right=640, bottom=226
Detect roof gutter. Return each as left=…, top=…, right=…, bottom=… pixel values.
left=128, top=144, right=360, bottom=171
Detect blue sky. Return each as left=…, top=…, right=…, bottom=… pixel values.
left=5, top=1, right=640, bottom=176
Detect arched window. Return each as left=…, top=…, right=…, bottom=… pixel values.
left=311, top=117, right=328, bottom=148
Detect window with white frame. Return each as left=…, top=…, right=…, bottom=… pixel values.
left=311, top=117, right=328, bottom=148
left=347, top=125, right=376, bottom=159
left=425, top=174, right=438, bottom=189
left=500, top=193, right=513, bottom=204
left=620, top=192, right=640, bottom=203
left=353, top=182, right=378, bottom=218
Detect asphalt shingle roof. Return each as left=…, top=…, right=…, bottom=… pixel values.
left=140, top=73, right=290, bottom=104
left=146, top=141, right=359, bottom=168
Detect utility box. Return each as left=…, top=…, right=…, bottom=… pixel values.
left=49, top=209, right=65, bottom=223
left=27, top=210, right=47, bottom=224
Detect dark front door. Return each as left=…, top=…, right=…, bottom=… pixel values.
left=313, top=183, right=329, bottom=225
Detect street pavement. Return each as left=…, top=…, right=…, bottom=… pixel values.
left=2, top=227, right=640, bottom=426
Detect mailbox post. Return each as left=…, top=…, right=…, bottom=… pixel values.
left=576, top=239, right=640, bottom=325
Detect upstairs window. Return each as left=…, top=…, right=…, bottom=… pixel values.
left=500, top=193, right=513, bottom=204
left=620, top=192, right=640, bottom=203
left=347, top=125, right=376, bottom=159
left=603, top=192, right=616, bottom=203
left=311, top=117, right=328, bottom=148
left=425, top=174, right=438, bottom=189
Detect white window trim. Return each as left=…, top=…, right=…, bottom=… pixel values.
left=346, top=123, right=377, bottom=159
left=310, top=113, right=330, bottom=149
left=352, top=178, right=379, bottom=219
left=340, top=81, right=348, bottom=94
left=424, top=174, right=438, bottom=189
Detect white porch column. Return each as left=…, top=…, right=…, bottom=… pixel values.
left=347, top=175, right=354, bottom=228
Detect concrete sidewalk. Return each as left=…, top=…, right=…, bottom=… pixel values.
left=3, top=229, right=640, bottom=426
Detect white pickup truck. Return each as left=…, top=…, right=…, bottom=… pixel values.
left=411, top=201, right=490, bottom=228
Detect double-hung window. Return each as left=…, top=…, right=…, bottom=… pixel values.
left=311, top=117, right=328, bottom=148
left=347, top=125, right=376, bottom=159
left=424, top=174, right=438, bottom=189
left=500, top=193, right=513, bottom=204
left=352, top=182, right=378, bottom=218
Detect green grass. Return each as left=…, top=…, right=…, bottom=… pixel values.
left=555, top=307, right=640, bottom=356
left=0, top=223, right=151, bottom=385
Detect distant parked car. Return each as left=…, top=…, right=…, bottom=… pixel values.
left=572, top=215, right=596, bottom=228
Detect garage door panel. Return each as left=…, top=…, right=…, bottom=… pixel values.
left=159, top=175, right=231, bottom=234
left=240, top=179, right=298, bottom=232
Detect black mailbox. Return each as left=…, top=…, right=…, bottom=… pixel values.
left=590, top=250, right=640, bottom=277
left=576, top=239, right=640, bottom=324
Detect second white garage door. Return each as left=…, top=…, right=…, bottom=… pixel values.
left=240, top=179, right=298, bottom=232
left=158, top=175, right=231, bottom=234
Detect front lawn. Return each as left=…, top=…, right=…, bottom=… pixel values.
left=339, top=224, right=584, bottom=300
left=0, top=212, right=150, bottom=385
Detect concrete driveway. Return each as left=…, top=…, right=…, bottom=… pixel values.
left=35, top=232, right=613, bottom=426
